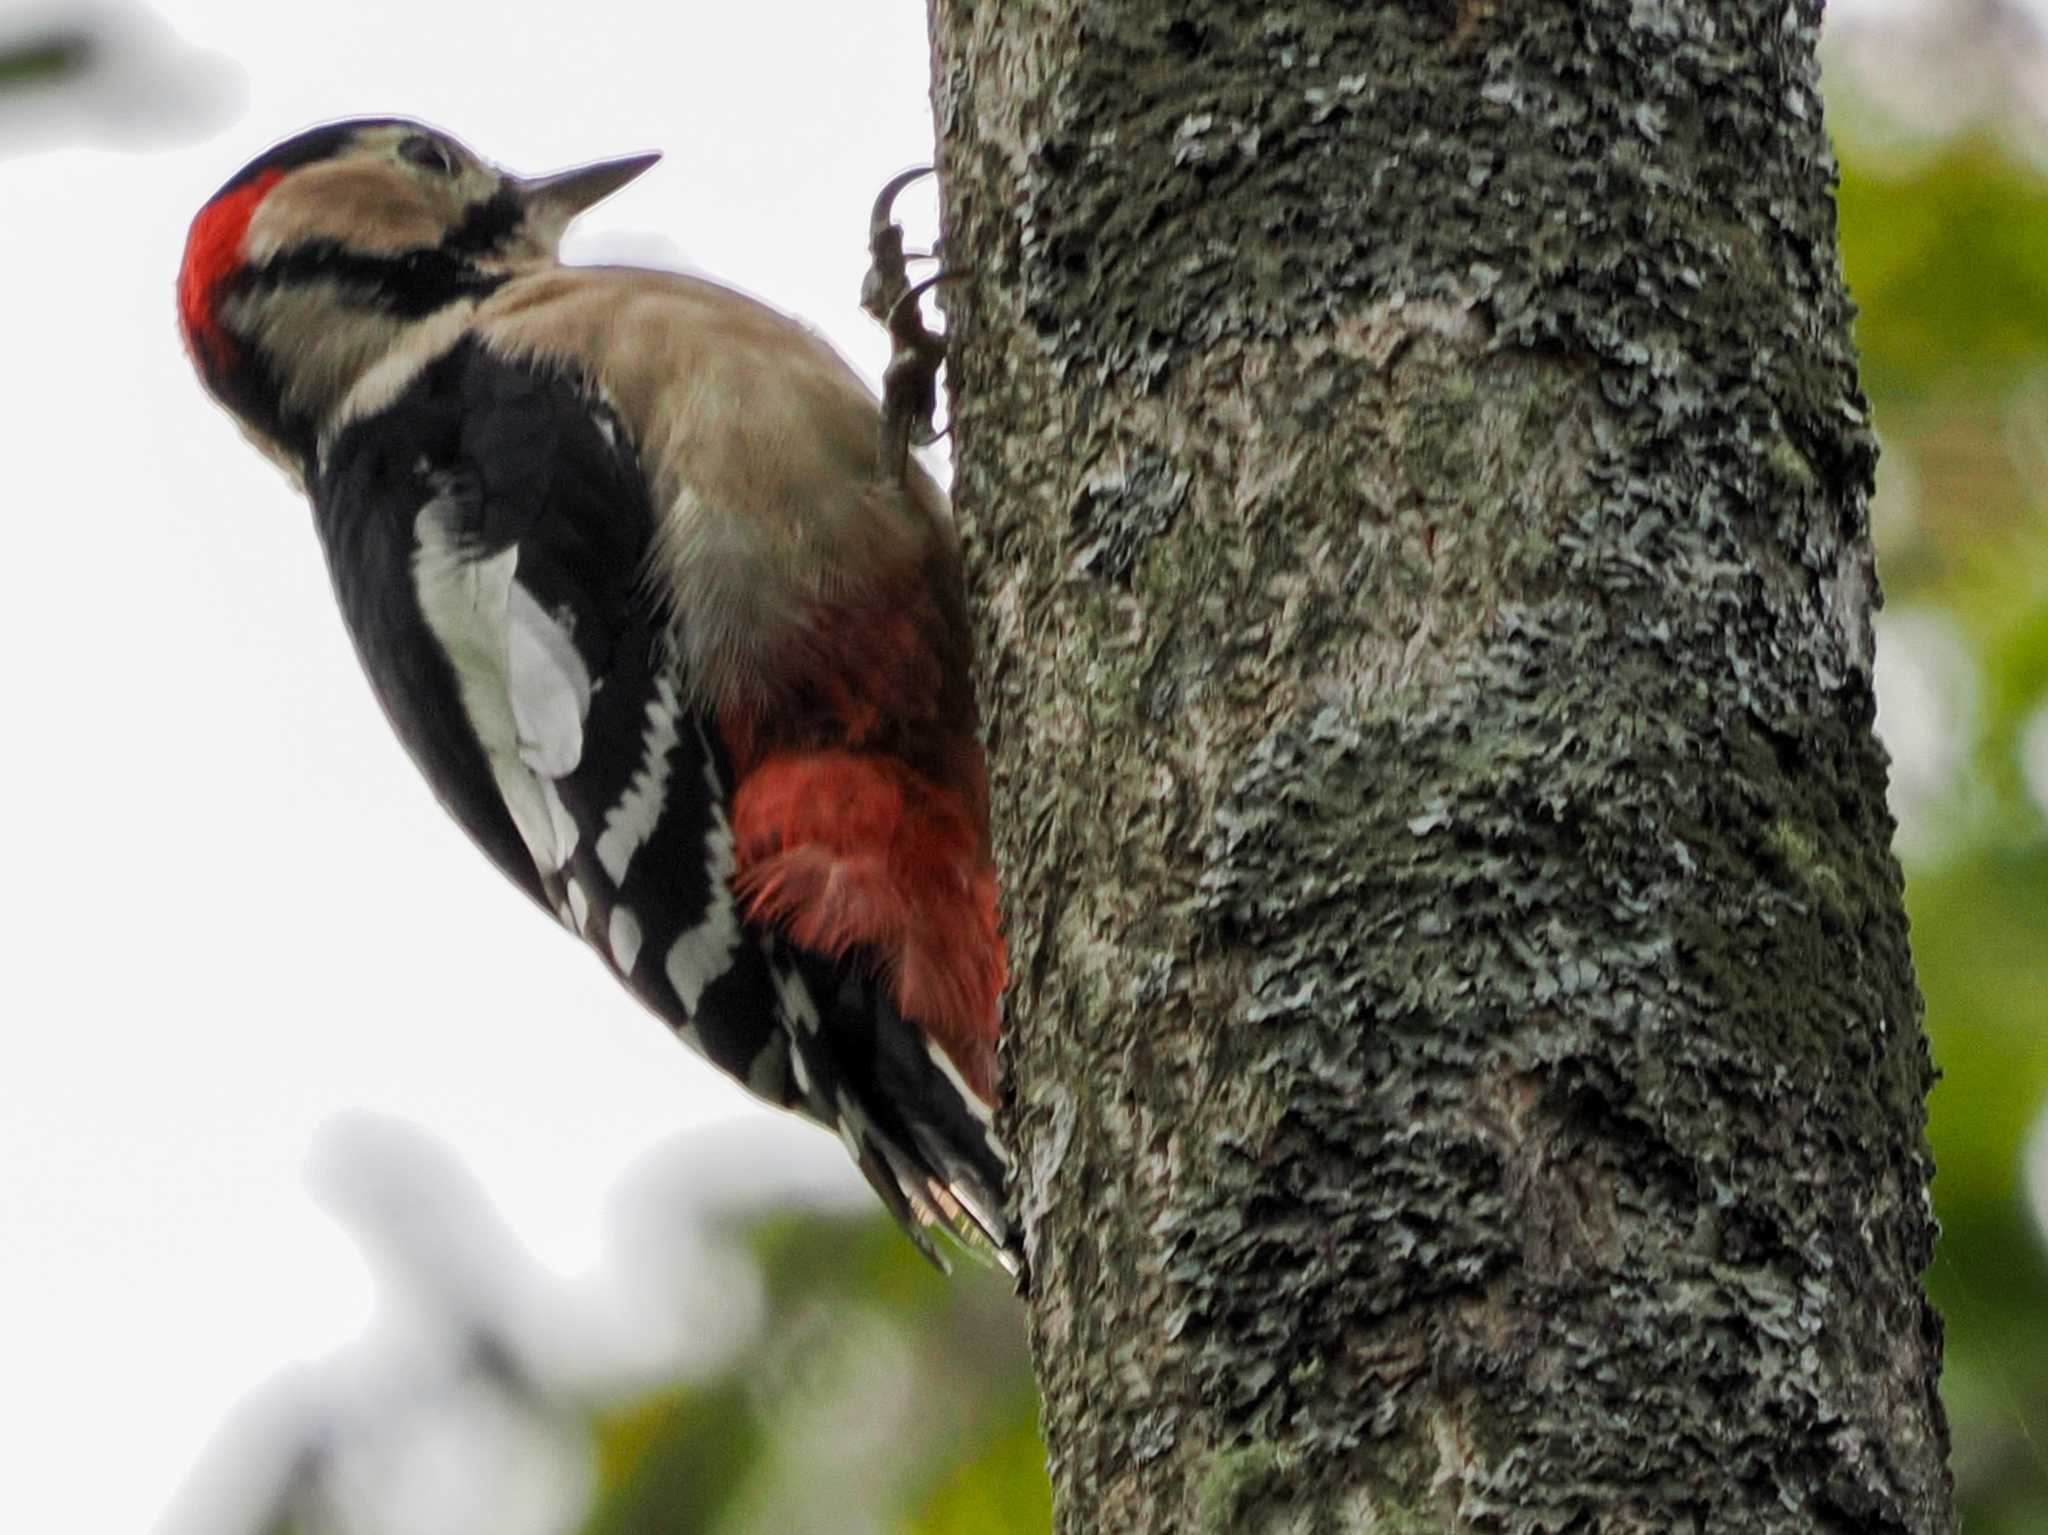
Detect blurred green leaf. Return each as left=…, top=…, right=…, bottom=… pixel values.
left=0, top=32, right=93, bottom=90
left=1842, top=140, right=2048, bottom=399
left=1955, top=522, right=2048, bottom=823
left=581, top=1381, right=764, bottom=1535
left=903, top=1417, right=1053, bottom=1535
left=1911, top=849, right=2048, bottom=1204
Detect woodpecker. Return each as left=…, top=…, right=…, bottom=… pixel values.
left=178, top=119, right=1014, bottom=1273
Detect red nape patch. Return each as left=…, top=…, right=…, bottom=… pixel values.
left=730, top=750, right=1007, bottom=1102
left=177, top=169, right=281, bottom=373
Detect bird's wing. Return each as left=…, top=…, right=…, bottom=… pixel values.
left=314, top=335, right=1015, bottom=1271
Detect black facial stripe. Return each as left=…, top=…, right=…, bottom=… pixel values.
left=443, top=188, right=522, bottom=256
left=241, top=242, right=505, bottom=318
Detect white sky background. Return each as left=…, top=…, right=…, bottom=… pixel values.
left=0, top=3, right=938, bottom=1529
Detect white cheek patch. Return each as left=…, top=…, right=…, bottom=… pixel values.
left=233, top=280, right=410, bottom=428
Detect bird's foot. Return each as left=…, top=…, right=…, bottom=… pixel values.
left=862, top=166, right=958, bottom=484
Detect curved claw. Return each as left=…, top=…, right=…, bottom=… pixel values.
left=863, top=168, right=963, bottom=482
left=870, top=165, right=934, bottom=243
left=886, top=269, right=967, bottom=336
left=864, top=166, right=936, bottom=328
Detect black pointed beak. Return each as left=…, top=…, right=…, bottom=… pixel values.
left=515, top=150, right=661, bottom=226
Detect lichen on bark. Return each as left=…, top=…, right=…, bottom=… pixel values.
left=927, top=1, right=1953, bottom=1530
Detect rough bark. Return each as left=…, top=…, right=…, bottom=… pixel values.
left=926, top=2, right=1953, bottom=1531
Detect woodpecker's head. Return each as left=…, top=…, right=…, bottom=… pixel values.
left=179, top=117, right=658, bottom=469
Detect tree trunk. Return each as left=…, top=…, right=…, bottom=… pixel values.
left=927, top=2, right=1954, bottom=1531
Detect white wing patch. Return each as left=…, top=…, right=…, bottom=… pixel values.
left=662, top=742, right=740, bottom=1016
left=411, top=495, right=589, bottom=878
left=595, top=679, right=682, bottom=885
left=769, top=955, right=823, bottom=1037
left=506, top=582, right=591, bottom=777
left=925, top=1038, right=997, bottom=1132
left=608, top=905, right=644, bottom=975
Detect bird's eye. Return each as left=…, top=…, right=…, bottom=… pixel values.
left=398, top=135, right=458, bottom=177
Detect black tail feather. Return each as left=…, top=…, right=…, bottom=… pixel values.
left=768, top=941, right=1022, bottom=1281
